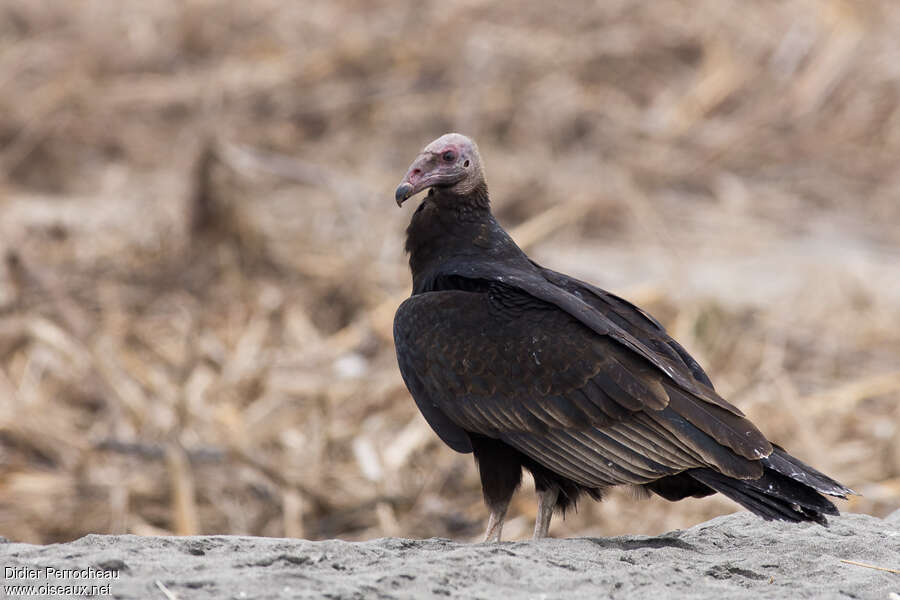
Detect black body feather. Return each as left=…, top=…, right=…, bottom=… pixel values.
left=394, top=183, right=852, bottom=530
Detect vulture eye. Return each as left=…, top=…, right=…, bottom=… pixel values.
left=442, top=151, right=456, bottom=162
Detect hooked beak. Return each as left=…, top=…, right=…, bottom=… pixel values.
left=395, top=152, right=431, bottom=207
left=394, top=152, right=462, bottom=207
left=395, top=182, right=414, bottom=207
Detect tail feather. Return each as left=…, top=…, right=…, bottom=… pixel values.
left=761, top=445, right=855, bottom=498
left=692, top=472, right=812, bottom=522
left=644, top=445, right=855, bottom=526
left=690, top=468, right=838, bottom=525
left=685, top=445, right=855, bottom=525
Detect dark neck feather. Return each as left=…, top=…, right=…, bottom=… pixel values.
left=452, top=180, right=491, bottom=213
left=403, top=181, right=527, bottom=294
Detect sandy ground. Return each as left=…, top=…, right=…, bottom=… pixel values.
left=2, top=511, right=897, bottom=600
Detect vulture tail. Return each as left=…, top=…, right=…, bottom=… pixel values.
left=688, top=448, right=853, bottom=525
left=760, top=445, right=855, bottom=498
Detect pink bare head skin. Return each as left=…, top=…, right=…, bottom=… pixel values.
left=395, top=133, right=485, bottom=206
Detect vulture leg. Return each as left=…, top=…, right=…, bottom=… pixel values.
left=471, top=434, right=523, bottom=543
left=483, top=503, right=509, bottom=543
left=533, top=486, right=559, bottom=539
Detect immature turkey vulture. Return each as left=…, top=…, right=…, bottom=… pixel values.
left=393, top=133, right=852, bottom=542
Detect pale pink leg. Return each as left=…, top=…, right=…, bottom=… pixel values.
left=483, top=503, right=509, bottom=542
left=532, top=487, right=559, bottom=540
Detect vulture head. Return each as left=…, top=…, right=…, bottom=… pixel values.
left=395, top=133, right=484, bottom=206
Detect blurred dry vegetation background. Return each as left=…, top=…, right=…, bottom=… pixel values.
left=1, top=0, right=899, bottom=544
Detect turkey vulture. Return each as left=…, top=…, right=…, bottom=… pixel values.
left=393, top=133, right=852, bottom=542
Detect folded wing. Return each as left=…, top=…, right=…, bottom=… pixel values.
left=393, top=283, right=774, bottom=486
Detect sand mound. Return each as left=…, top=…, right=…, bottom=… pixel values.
left=3, top=511, right=897, bottom=599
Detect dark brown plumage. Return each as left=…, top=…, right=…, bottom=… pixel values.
left=393, top=133, right=853, bottom=541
